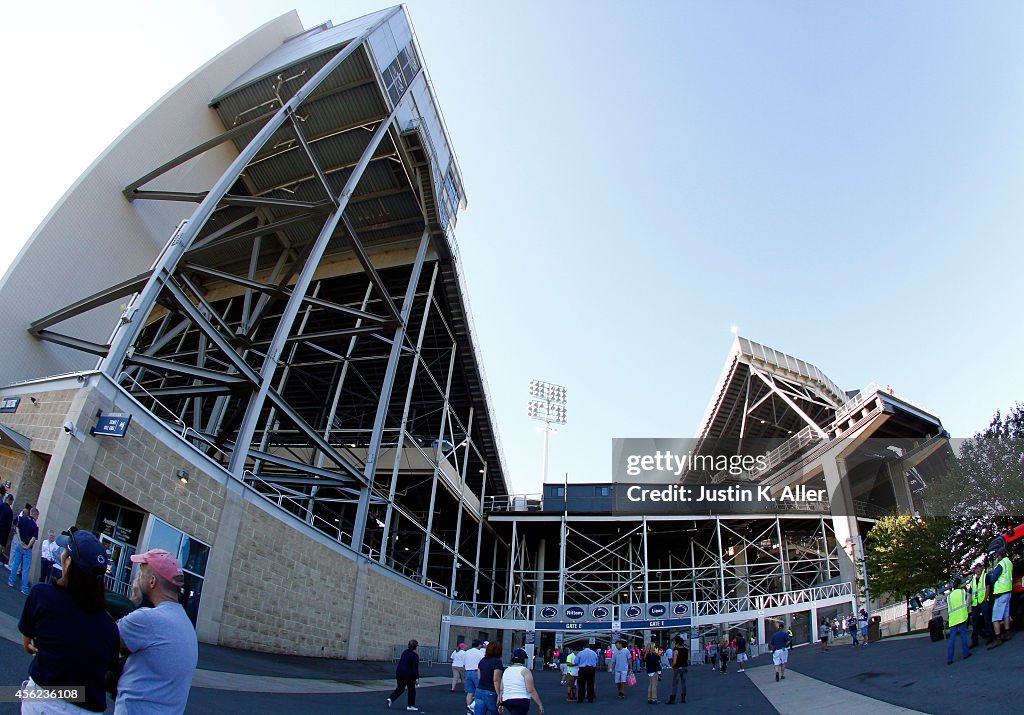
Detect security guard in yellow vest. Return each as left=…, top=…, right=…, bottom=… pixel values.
left=946, top=577, right=972, bottom=664
left=969, top=562, right=991, bottom=648
left=988, top=549, right=1014, bottom=647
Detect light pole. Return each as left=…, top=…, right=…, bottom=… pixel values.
left=527, top=379, right=567, bottom=486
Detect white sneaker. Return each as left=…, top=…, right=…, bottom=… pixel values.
left=406, top=708, right=419, bottom=712
left=386, top=698, right=392, bottom=708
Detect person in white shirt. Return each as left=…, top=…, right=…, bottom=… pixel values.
left=499, top=648, right=544, bottom=714
left=38, top=531, right=56, bottom=584
left=46, top=534, right=63, bottom=580
left=463, top=640, right=486, bottom=712
left=451, top=642, right=467, bottom=692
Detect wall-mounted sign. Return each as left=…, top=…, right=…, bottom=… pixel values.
left=91, top=413, right=132, bottom=438
left=623, top=604, right=643, bottom=619
left=621, top=617, right=691, bottom=629
left=539, top=606, right=559, bottom=620
left=0, top=397, right=20, bottom=413
left=591, top=606, right=610, bottom=620
left=564, top=606, right=585, bottom=620
left=672, top=602, right=692, bottom=617
left=649, top=604, right=667, bottom=618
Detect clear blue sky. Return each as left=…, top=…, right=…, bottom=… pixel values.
left=2, top=2, right=1022, bottom=495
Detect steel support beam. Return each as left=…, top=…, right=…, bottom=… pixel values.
left=350, top=230, right=430, bottom=553
left=101, top=8, right=400, bottom=377
left=226, top=102, right=404, bottom=479
left=418, top=331, right=457, bottom=581
left=379, top=265, right=438, bottom=564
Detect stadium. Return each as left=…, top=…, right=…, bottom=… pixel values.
left=0, top=6, right=949, bottom=662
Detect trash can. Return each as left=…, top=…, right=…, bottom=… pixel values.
left=868, top=615, right=881, bottom=642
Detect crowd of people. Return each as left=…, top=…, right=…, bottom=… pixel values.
left=942, top=544, right=1016, bottom=665
left=1, top=486, right=198, bottom=714
left=390, top=640, right=545, bottom=713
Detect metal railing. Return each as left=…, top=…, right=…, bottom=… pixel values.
left=448, top=601, right=533, bottom=620
left=104, top=574, right=131, bottom=598
left=445, top=582, right=854, bottom=623
left=873, top=600, right=908, bottom=625
left=833, top=384, right=884, bottom=425
left=118, top=371, right=188, bottom=432
left=483, top=494, right=543, bottom=513
left=392, top=644, right=444, bottom=665
left=690, top=581, right=854, bottom=617
left=853, top=500, right=893, bottom=520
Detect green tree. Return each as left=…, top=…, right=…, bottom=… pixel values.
left=865, top=514, right=954, bottom=632
left=921, top=403, right=1024, bottom=569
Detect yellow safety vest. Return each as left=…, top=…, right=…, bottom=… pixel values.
left=971, top=572, right=987, bottom=607
left=994, top=557, right=1013, bottom=595
left=947, top=588, right=969, bottom=626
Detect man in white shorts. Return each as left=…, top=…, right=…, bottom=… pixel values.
left=769, top=625, right=791, bottom=682
left=734, top=633, right=748, bottom=672
left=988, top=548, right=1015, bottom=648
left=610, top=641, right=631, bottom=699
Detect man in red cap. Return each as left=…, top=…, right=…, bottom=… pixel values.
left=114, top=549, right=198, bottom=714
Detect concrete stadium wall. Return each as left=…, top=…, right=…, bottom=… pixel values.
left=0, top=373, right=448, bottom=660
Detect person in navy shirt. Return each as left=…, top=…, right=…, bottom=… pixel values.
left=388, top=639, right=421, bottom=711
left=770, top=625, right=792, bottom=682
left=18, top=530, right=119, bottom=712
left=8, top=506, right=39, bottom=594
left=0, top=493, right=14, bottom=565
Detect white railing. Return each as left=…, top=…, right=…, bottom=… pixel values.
left=448, top=601, right=533, bottom=620
left=833, top=384, right=883, bottom=424
left=692, top=582, right=854, bottom=617
left=873, top=600, right=908, bottom=625
left=446, top=583, right=854, bottom=624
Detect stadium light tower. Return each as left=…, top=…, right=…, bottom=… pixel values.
left=527, top=379, right=567, bottom=486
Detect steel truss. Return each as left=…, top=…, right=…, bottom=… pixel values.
left=25, top=10, right=509, bottom=601
left=503, top=515, right=842, bottom=608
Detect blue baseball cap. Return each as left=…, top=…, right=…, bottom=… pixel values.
left=55, top=531, right=108, bottom=578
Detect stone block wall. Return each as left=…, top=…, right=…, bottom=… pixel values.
left=219, top=502, right=359, bottom=657
left=359, top=568, right=444, bottom=660
left=0, top=377, right=452, bottom=661
left=0, top=389, right=76, bottom=456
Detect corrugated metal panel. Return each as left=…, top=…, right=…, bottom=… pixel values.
left=213, top=49, right=375, bottom=132
left=211, top=7, right=398, bottom=103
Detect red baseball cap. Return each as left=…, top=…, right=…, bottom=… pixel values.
left=130, top=549, right=184, bottom=587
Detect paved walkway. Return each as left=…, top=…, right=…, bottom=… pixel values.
left=745, top=656, right=926, bottom=714
left=4, top=579, right=1022, bottom=714
left=0, top=599, right=446, bottom=695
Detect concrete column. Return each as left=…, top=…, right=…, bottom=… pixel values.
left=888, top=460, right=915, bottom=514
left=195, top=476, right=247, bottom=644
left=345, top=560, right=371, bottom=660
left=501, top=629, right=513, bottom=659
left=823, top=458, right=859, bottom=588
left=757, top=616, right=766, bottom=649
left=33, top=387, right=99, bottom=545
left=439, top=618, right=451, bottom=652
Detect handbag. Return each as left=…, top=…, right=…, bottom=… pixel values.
left=626, top=671, right=637, bottom=687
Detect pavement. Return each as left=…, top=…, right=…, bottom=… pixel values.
left=0, top=576, right=1021, bottom=714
